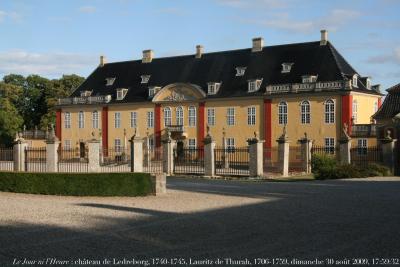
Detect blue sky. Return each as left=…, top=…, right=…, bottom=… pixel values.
left=0, top=0, right=399, bottom=91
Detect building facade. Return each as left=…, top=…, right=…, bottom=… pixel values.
left=55, top=30, right=382, bottom=152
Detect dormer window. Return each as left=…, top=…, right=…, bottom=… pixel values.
left=141, top=75, right=150, bottom=84
left=105, top=77, right=116, bottom=86
left=281, top=63, right=294, bottom=73
left=236, top=67, right=246, bottom=76
left=302, top=75, right=317, bottom=83
left=248, top=79, right=263, bottom=93
left=116, top=88, right=128, bottom=100
left=148, top=86, right=161, bottom=98
left=352, top=75, right=358, bottom=88
left=366, top=78, right=371, bottom=90
left=80, top=90, right=92, bottom=97
left=208, top=82, right=221, bottom=95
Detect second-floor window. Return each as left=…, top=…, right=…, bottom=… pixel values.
left=130, top=112, right=137, bottom=128
left=64, top=112, right=71, bottom=129
left=147, top=111, right=154, bottom=128
left=188, top=106, right=196, bottom=127
left=300, top=101, right=311, bottom=124
left=176, top=107, right=184, bottom=126
left=278, top=101, right=288, bottom=125
left=325, top=99, right=335, bottom=124
left=164, top=107, right=172, bottom=127
left=207, top=108, right=215, bottom=126
left=114, top=112, right=121, bottom=128
left=78, top=111, right=85, bottom=129
left=92, top=111, right=99, bottom=129
left=247, top=107, right=256, bottom=125
left=227, top=107, right=235, bottom=126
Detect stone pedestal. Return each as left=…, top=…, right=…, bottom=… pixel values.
left=277, top=136, right=289, bottom=176
left=46, top=139, right=60, bottom=172
left=380, top=138, right=397, bottom=174
left=162, top=133, right=175, bottom=175
left=248, top=138, right=264, bottom=177
left=152, top=173, right=167, bottom=195
left=339, top=137, right=351, bottom=165
left=298, top=136, right=312, bottom=173
left=130, top=136, right=143, bottom=173
left=87, top=139, right=101, bottom=172
left=13, top=138, right=28, bottom=172
left=204, top=135, right=216, bottom=177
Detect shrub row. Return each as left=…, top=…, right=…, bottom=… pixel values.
left=311, top=154, right=391, bottom=180
left=0, top=172, right=153, bottom=196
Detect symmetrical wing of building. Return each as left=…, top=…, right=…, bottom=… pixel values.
left=55, top=30, right=382, bottom=152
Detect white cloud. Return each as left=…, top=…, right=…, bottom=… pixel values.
left=78, top=6, right=97, bottom=14
left=0, top=50, right=97, bottom=78
left=0, top=10, right=22, bottom=23
left=367, top=47, right=400, bottom=65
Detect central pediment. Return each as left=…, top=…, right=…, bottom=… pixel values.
left=152, top=83, right=206, bottom=103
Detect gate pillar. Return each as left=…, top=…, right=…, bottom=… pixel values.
left=13, top=133, right=28, bottom=172
left=45, top=128, right=60, bottom=172
left=247, top=132, right=264, bottom=177
left=204, top=132, right=216, bottom=177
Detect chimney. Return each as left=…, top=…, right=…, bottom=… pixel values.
left=320, top=29, right=328, bottom=46
left=252, top=37, right=264, bottom=52
left=99, top=55, right=106, bottom=67
left=142, top=49, right=154, bottom=63
left=195, top=45, right=203, bottom=59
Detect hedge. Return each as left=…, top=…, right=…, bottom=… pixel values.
left=0, top=172, right=153, bottom=196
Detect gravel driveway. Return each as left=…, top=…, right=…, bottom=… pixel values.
left=1, top=177, right=400, bottom=266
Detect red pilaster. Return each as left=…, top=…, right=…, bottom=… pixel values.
left=155, top=104, right=161, bottom=148
left=378, top=97, right=382, bottom=108
left=102, top=107, right=108, bottom=149
left=198, top=102, right=205, bottom=148
left=264, top=99, right=272, bottom=151
left=341, top=95, right=353, bottom=135
left=55, top=109, right=62, bottom=141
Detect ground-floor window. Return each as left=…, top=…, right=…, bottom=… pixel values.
left=324, top=137, right=335, bottom=154
left=357, top=139, right=367, bottom=155
left=114, top=138, right=121, bottom=153
left=226, top=138, right=235, bottom=152
left=188, top=138, right=196, bottom=150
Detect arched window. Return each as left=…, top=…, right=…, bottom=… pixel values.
left=188, top=106, right=196, bottom=127
left=78, top=111, right=85, bottom=128
left=324, top=99, right=335, bottom=124
left=278, top=101, right=288, bottom=125
left=300, top=101, right=310, bottom=124
left=92, top=111, right=99, bottom=129
left=164, top=107, right=171, bottom=127
left=352, top=100, right=358, bottom=123
left=176, top=106, right=184, bottom=126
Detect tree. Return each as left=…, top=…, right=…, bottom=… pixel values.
left=0, top=98, right=23, bottom=146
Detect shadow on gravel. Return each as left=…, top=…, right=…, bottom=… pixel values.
left=1, top=179, right=400, bottom=265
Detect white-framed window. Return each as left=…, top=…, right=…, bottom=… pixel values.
left=80, top=90, right=92, bottom=97
left=226, top=138, right=235, bottom=152
left=324, top=99, right=335, bottom=124
left=281, top=63, right=293, bottom=73
left=247, top=106, right=256, bottom=125
left=188, top=106, right=196, bottom=127
left=147, top=137, right=154, bottom=149
left=248, top=79, right=262, bottom=93
left=227, top=107, right=235, bottom=126
left=207, top=83, right=221, bottom=95
left=130, top=111, right=137, bottom=128
left=324, top=138, right=335, bottom=154
left=64, top=112, right=71, bottom=129
left=176, top=106, right=184, bottom=126
left=236, top=67, right=246, bottom=76
left=357, top=139, right=367, bottom=155
left=278, top=101, right=288, bottom=125
left=114, top=139, right=121, bottom=153
left=188, top=138, right=196, bottom=150
left=114, top=112, right=121, bottom=128
left=141, top=75, right=150, bottom=84
left=352, top=100, right=358, bottom=123
left=300, top=100, right=311, bottom=124
left=105, top=77, right=116, bottom=86
left=302, top=75, right=317, bottom=83
left=147, top=111, right=154, bottom=128
left=78, top=111, right=85, bottom=129
left=164, top=107, right=172, bottom=127
left=207, top=108, right=215, bottom=126
left=64, top=140, right=71, bottom=150
left=92, top=111, right=99, bottom=129
left=116, top=88, right=128, bottom=100
left=352, top=75, right=358, bottom=87
left=148, top=86, right=160, bottom=98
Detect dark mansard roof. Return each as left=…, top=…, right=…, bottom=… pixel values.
left=70, top=41, right=381, bottom=103
left=373, top=83, right=400, bottom=120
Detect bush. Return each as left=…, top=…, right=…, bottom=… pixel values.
left=0, top=172, right=153, bottom=196
left=312, top=154, right=391, bottom=180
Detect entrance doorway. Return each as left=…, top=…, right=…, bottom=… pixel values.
left=79, top=142, right=86, bottom=158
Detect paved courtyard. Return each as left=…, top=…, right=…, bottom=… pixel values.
left=1, top=177, right=400, bottom=266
